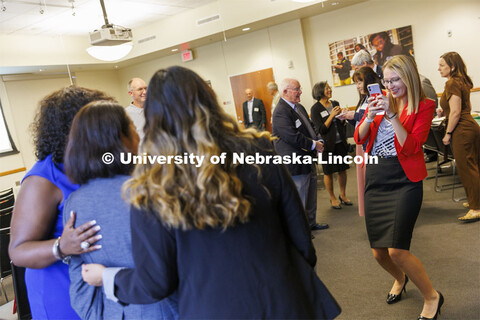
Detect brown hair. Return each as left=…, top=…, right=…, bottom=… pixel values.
left=440, top=52, right=473, bottom=89
left=352, top=67, right=384, bottom=110
left=125, top=66, right=272, bottom=231
left=65, top=101, right=135, bottom=184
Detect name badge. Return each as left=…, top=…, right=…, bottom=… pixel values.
left=295, top=119, right=302, bottom=128
left=254, top=107, right=259, bottom=112
left=321, top=111, right=329, bottom=117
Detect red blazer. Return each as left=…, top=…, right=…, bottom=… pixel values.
left=354, top=99, right=435, bottom=182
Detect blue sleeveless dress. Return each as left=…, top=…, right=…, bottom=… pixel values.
left=22, top=154, right=80, bottom=320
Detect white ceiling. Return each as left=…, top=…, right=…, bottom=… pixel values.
left=0, top=0, right=215, bottom=35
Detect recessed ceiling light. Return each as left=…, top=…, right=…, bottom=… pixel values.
left=172, top=48, right=178, bottom=52
left=242, top=27, right=250, bottom=31
left=86, top=43, right=133, bottom=61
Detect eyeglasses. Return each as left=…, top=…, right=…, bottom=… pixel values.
left=287, top=87, right=302, bottom=92
left=383, top=77, right=402, bottom=85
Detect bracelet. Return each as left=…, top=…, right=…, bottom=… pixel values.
left=365, top=117, right=374, bottom=123
left=52, top=237, right=62, bottom=260
left=386, top=113, right=397, bottom=120
left=52, top=237, right=71, bottom=264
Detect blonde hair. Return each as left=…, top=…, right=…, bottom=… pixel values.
left=124, top=67, right=272, bottom=231
left=383, top=55, right=425, bottom=115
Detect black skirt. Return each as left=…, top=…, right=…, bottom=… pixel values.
left=321, top=142, right=350, bottom=175
left=364, top=157, right=422, bottom=250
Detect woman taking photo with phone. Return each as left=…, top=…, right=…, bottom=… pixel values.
left=438, top=51, right=480, bottom=222
left=355, top=55, right=442, bottom=320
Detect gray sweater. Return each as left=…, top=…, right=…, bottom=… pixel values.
left=63, top=175, right=177, bottom=320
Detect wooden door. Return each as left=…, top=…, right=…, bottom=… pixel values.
left=229, top=68, right=274, bottom=132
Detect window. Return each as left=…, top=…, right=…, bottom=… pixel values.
left=0, top=100, right=18, bottom=156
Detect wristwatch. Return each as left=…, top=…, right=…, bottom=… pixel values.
left=446, top=131, right=453, bottom=135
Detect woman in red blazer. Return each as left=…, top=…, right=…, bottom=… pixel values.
left=354, top=55, right=442, bottom=320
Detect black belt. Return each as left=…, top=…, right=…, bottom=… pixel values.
left=375, top=155, right=398, bottom=159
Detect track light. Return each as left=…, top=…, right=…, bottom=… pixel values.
left=69, top=0, right=76, bottom=16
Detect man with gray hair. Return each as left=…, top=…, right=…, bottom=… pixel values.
left=126, top=78, right=147, bottom=141
left=351, top=49, right=383, bottom=79
left=267, top=81, right=281, bottom=115
left=272, top=78, right=329, bottom=234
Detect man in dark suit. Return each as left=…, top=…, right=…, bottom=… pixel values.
left=243, top=88, right=266, bottom=130
left=272, top=78, right=329, bottom=232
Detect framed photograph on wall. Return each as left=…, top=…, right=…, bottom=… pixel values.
left=329, top=25, right=414, bottom=87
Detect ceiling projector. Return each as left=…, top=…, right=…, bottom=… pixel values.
left=89, top=26, right=133, bottom=46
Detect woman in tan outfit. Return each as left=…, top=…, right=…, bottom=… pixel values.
left=438, top=52, right=480, bottom=222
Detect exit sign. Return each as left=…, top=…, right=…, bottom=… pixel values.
left=181, top=49, right=193, bottom=62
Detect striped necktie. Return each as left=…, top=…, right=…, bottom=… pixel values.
left=295, top=105, right=317, bottom=139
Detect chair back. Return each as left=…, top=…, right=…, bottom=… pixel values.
left=10, top=262, right=32, bottom=320
left=0, top=188, right=14, bottom=230
left=0, top=231, right=11, bottom=279
left=424, top=128, right=438, bottom=152
left=431, top=122, right=455, bottom=160
left=0, top=188, right=14, bottom=210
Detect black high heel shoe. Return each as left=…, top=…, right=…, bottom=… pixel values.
left=330, top=200, right=341, bottom=209
left=418, top=291, right=444, bottom=320
left=339, top=195, right=353, bottom=206
left=386, top=275, right=408, bottom=304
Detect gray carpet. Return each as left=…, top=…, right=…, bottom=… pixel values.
left=0, top=161, right=478, bottom=320
left=313, top=160, right=480, bottom=320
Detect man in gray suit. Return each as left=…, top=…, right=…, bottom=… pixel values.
left=272, top=78, right=329, bottom=233
left=243, top=88, right=266, bottom=130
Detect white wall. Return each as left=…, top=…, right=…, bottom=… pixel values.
left=302, top=0, right=480, bottom=109
left=1, top=0, right=479, bottom=188
left=2, top=76, right=72, bottom=170
left=117, top=19, right=313, bottom=116
left=0, top=79, right=26, bottom=190
left=74, top=69, right=124, bottom=102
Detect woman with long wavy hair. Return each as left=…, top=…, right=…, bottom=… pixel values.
left=438, top=52, right=480, bottom=221
left=82, top=66, right=341, bottom=319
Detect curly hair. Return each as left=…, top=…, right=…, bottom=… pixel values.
left=124, top=66, right=272, bottom=231
left=31, top=86, right=113, bottom=164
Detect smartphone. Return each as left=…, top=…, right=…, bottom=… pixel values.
left=367, top=83, right=382, bottom=98
left=367, top=83, right=385, bottom=115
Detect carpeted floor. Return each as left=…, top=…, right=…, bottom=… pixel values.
left=313, top=159, right=480, bottom=320
left=0, top=158, right=478, bottom=320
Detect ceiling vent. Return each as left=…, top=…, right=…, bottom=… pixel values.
left=138, top=35, right=156, bottom=44
left=197, top=14, right=220, bottom=26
